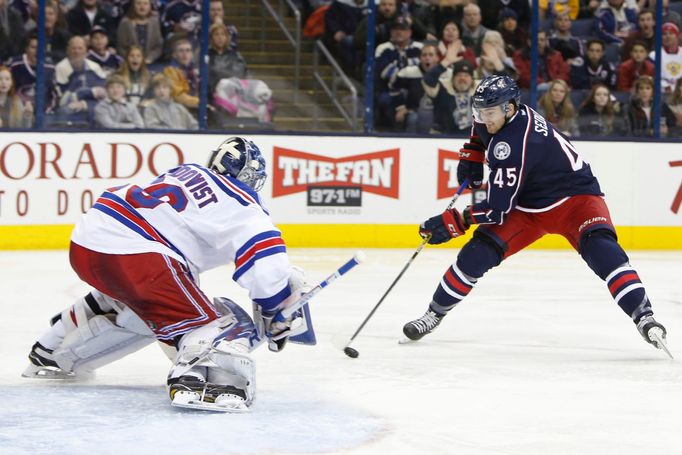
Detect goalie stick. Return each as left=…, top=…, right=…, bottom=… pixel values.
left=342, top=180, right=470, bottom=358
left=172, top=252, right=365, bottom=384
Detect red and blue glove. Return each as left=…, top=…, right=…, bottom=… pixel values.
left=457, top=136, right=485, bottom=189
left=419, top=208, right=470, bottom=244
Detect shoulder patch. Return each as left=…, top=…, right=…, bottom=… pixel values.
left=493, top=142, right=511, bottom=160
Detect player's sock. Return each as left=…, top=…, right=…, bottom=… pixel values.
left=432, top=263, right=477, bottom=313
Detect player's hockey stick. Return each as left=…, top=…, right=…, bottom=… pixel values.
left=342, top=179, right=470, bottom=358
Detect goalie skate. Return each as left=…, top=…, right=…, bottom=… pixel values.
left=22, top=342, right=93, bottom=380
left=169, top=377, right=250, bottom=413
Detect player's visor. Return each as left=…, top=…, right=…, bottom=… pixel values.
left=473, top=105, right=506, bottom=124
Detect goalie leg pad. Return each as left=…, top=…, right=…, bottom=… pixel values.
left=52, top=299, right=155, bottom=373
left=168, top=303, right=257, bottom=407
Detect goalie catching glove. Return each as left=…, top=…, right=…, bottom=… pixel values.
left=419, top=208, right=471, bottom=244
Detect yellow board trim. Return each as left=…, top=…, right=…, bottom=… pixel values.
left=1, top=224, right=681, bottom=250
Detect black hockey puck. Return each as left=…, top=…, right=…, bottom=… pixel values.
left=343, top=347, right=359, bottom=358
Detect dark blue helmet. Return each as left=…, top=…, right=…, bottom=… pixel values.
left=208, top=137, right=267, bottom=192
left=472, top=75, right=521, bottom=110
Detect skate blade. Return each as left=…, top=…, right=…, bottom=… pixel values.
left=21, top=364, right=88, bottom=380
left=171, top=391, right=249, bottom=413
left=171, top=399, right=250, bottom=413
left=398, top=337, right=416, bottom=345
left=651, top=332, right=674, bottom=359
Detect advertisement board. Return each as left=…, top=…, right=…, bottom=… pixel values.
left=1, top=133, right=680, bottom=249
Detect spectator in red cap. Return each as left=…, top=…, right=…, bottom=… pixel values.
left=649, top=22, right=682, bottom=93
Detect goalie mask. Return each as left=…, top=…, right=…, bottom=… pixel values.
left=208, top=137, right=267, bottom=192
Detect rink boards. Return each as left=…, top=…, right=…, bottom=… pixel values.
left=0, top=132, right=680, bottom=249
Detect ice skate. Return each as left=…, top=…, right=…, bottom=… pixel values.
left=169, top=375, right=250, bottom=413
left=22, top=342, right=90, bottom=380
left=402, top=309, right=445, bottom=341
left=636, top=315, right=673, bottom=358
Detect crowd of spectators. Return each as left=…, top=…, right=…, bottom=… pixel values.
left=0, top=0, right=267, bottom=130
left=3, top=0, right=682, bottom=136
left=317, top=0, right=682, bottom=137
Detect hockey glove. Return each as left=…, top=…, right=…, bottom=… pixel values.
left=256, top=266, right=310, bottom=353
left=457, top=141, right=485, bottom=189
left=419, top=208, right=470, bottom=244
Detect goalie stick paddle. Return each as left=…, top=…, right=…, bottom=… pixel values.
left=342, top=180, right=470, bottom=359
left=172, top=252, right=365, bottom=380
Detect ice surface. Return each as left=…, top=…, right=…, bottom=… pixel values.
left=1, top=249, right=681, bottom=455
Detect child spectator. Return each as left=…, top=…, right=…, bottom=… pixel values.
left=649, top=22, right=682, bottom=94
left=513, top=29, right=569, bottom=90
left=87, top=26, right=123, bottom=76
left=617, top=40, right=654, bottom=92
left=537, top=79, right=579, bottom=136
left=577, top=83, right=626, bottom=136
left=476, top=30, right=518, bottom=80
left=0, top=65, right=33, bottom=128
left=144, top=73, right=198, bottom=129
left=548, top=11, right=584, bottom=64
left=460, top=3, right=488, bottom=55
left=389, top=42, right=440, bottom=132
left=116, top=0, right=163, bottom=64
left=437, top=20, right=477, bottom=68
left=595, top=0, right=637, bottom=45
left=94, top=74, right=144, bottom=128
left=163, top=38, right=199, bottom=109
left=624, top=75, right=675, bottom=136
left=570, top=38, right=617, bottom=90
left=423, top=49, right=475, bottom=135
left=497, top=7, right=527, bottom=57
left=113, top=44, right=152, bottom=107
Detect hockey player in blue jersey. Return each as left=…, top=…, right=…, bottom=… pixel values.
left=403, top=74, right=669, bottom=354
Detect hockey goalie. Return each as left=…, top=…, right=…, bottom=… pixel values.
left=22, top=137, right=315, bottom=413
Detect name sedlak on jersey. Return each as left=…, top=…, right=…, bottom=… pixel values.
left=272, top=147, right=400, bottom=198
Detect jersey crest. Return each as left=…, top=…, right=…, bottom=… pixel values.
left=493, top=141, right=511, bottom=160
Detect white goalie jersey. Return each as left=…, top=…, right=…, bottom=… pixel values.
left=71, top=163, right=292, bottom=312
